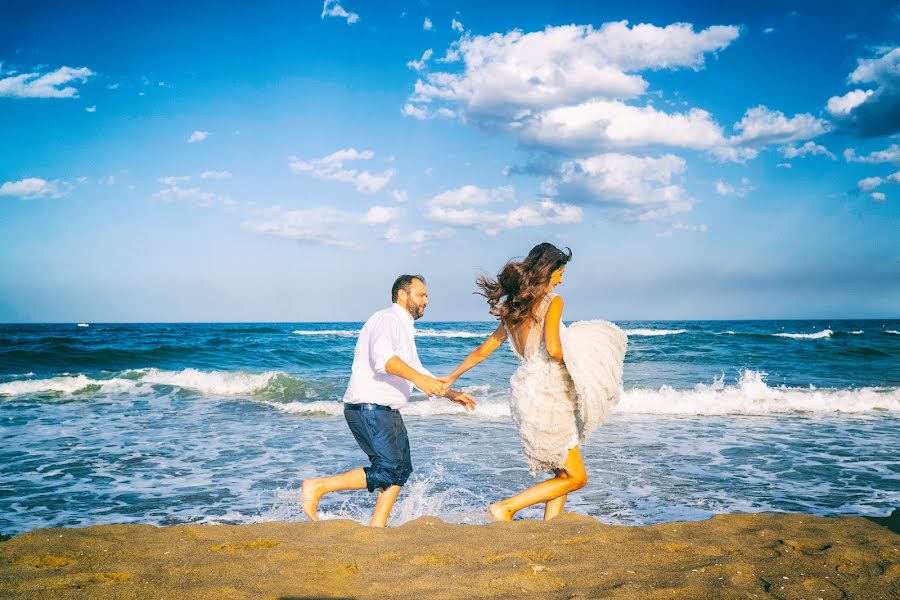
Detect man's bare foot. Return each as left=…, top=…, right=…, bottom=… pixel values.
left=488, top=502, right=513, bottom=522
left=301, top=479, right=321, bottom=522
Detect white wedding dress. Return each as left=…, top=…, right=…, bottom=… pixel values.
left=507, top=293, right=628, bottom=473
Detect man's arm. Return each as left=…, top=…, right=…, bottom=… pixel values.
left=385, top=356, right=448, bottom=397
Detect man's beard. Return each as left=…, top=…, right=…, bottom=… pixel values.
left=406, top=299, right=425, bottom=320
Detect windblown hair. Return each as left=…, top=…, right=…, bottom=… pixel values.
left=476, top=243, right=572, bottom=327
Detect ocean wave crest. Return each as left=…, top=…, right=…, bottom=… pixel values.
left=0, top=374, right=138, bottom=396
left=624, top=329, right=687, bottom=336
left=292, top=330, right=357, bottom=337
left=772, top=328, right=833, bottom=339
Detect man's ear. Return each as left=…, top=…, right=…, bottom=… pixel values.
left=396, top=289, right=406, bottom=304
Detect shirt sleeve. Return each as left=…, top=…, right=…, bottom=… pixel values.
left=369, top=314, right=401, bottom=375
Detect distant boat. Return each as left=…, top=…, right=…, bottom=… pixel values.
left=77, top=323, right=90, bottom=327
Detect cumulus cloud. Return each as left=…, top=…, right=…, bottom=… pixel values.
left=321, top=0, right=359, bottom=24
left=429, top=184, right=515, bottom=207
left=0, top=65, right=94, bottom=98
left=361, top=205, right=403, bottom=225
left=714, top=177, right=755, bottom=197
left=200, top=170, right=232, bottom=179
left=407, top=49, right=433, bottom=72
left=385, top=226, right=454, bottom=247
left=844, top=144, right=900, bottom=164
left=0, top=177, right=66, bottom=199
left=428, top=199, right=582, bottom=236
left=514, top=99, right=727, bottom=154
left=423, top=17, right=433, bottom=31
left=425, top=184, right=582, bottom=235
left=85, top=105, right=96, bottom=113
left=155, top=176, right=235, bottom=208
left=390, top=189, right=409, bottom=203
left=781, top=141, right=836, bottom=160
left=550, top=153, right=693, bottom=221
left=827, top=47, right=900, bottom=136
left=451, top=19, right=464, bottom=32
left=857, top=176, right=882, bottom=190
left=776, top=163, right=792, bottom=169
left=405, top=21, right=739, bottom=121
left=243, top=205, right=363, bottom=250
left=729, top=106, right=829, bottom=146
left=187, top=130, right=210, bottom=143
left=289, top=148, right=396, bottom=194
left=872, top=191, right=886, bottom=201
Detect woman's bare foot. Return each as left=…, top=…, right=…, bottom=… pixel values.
left=488, top=502, right=514, bottom=522
left=301, top=479, right=321, bottom=522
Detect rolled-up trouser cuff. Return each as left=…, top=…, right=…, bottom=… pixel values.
left=363, top=463, right=413, bottom=492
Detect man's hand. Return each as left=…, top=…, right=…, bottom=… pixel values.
left=447, top=390, right=477, bottom=412
left=437, top=374, right=458, bottom=388
left=415, top=374, right=450, bottom=397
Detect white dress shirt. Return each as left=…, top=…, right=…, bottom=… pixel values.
left=343, top=303, right=434, bottom=410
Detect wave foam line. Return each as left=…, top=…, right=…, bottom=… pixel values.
left=136, top=368, right=286, bottom=395
left=624, top=329, right=687, bottom=336
left=0, top=375, right=137, bottom=396
left=772, top=328, right=833, bottom=339
left=292, top=330, right=357, bottom=337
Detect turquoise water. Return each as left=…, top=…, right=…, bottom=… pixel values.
left=1, top=320, right=898, bottom=534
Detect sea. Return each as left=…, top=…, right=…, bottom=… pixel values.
left=1, top=319, right=898, bottom=535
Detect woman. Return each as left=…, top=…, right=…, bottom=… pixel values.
left=442, top=243, right=627, bottom=521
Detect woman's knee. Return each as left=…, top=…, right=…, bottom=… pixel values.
left=563, top=469, right=587, bottom=490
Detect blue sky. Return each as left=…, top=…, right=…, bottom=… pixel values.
left=1, top=0, right=898, bottom=322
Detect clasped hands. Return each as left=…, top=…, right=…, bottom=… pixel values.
left=415, top=374, right=476, bottom=412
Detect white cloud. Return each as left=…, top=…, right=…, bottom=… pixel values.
left=658, top=221, right=709, bottom=237
left=106, top=83, right=120, bottom=90
left=428, top=184, right=515, bottom=207
left=872, top=192, right=886, bottom=201
left=423, top=17, right=433, bottom=31
left=776, top=162, right=792, bottom=169
left=451, top=19, right=464, bottom=32
left=827, top=89, right=874, bottom=115
left=551, top=153, right=693, bottom=221
left=763, top=27, right=775, bottom=34
left=321, top=0, right=359, bottom=24
left=427, top=198, right=583, bottom=235
left=714, top=177, right=755, bottom=197
left=385, top=226, right=454, bottom=247
left=888, top=171, right=900, bottom=183
left=289, top=148, right=396, bottom=194
left=390, top=189, right=409, bottom=203
left=781, top=141, right=836, bottom=160
left=857, top=177, right=882, bottom=191
left=730, top=106, right=828, bottom=146
left=844, top=144, right=900, bottom=164
left=361, top=205, right=403, bottom=225
left=200, top=170, right=232, bottom=179
left=0, top=65, right=94, bottom=98
left=85, top=105, right=97, bottom=113
left=0, top=177, right=66, bottom=199
left=405, top=22, right=739, bottom=121
left=828, top=47, right=900, bottom=136
left=515, top=99, right=727, bottom=154
left=155, top=178, right=234, bottom=208
left=407, top=49, right=434, bottom=72
left=243, top=205, right=363, bottom=250
left=188, top=130, right=210, bottom=143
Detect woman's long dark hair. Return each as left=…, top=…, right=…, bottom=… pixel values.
left=476, top=243, right=572, bottom=327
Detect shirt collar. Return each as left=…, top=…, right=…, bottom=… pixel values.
left=391, top=302, right=415, bottom=325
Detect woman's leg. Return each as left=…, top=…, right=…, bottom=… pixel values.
left=489, top=446, right=587, bottom=521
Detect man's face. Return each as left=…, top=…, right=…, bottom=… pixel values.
left=400, top=278, right=428, bottom=320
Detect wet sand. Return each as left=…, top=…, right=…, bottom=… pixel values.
left=1, top=512, right=897, bottom=599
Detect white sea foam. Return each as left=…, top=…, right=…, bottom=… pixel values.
left=292, top=329, right=357, bottom=337
left=416, top=329, right=490, bottom=338
left=850, top=330, right=864, bottom=335
left=0, top=375, right=137, bottom=396
left=772, top=328, right=833, bottom=339
left=136, top=368, right=283, bottom=395
left=617, top=370, right=900, bottom=415
left=624, top=328, right=687, bottom=336
left=887, top=330, right=900, bottom=335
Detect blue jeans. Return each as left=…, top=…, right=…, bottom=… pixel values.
left=344, top=404, right=412, bottom=492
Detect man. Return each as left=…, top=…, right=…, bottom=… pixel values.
left=301, top=274, right=476, bottom=527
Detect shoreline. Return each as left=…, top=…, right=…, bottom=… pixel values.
left=1, top=512, right=897, bottom=599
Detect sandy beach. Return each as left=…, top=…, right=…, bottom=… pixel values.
left=1, top=512, right=897, bottom=599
